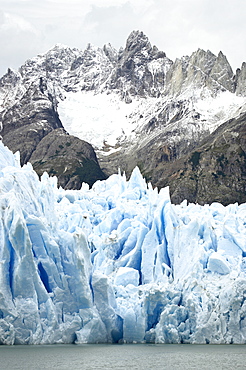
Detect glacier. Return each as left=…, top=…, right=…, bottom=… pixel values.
left=0, top=141, right=246, bottom=345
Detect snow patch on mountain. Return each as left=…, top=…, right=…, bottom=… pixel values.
left=58, top=88, right=246, bottom=153
left=193, top=90, right=246, bottom=131
left=58, top=91, right=147, bottom=149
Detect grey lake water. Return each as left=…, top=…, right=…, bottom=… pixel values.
left=0, top=344, right=245, bottom=370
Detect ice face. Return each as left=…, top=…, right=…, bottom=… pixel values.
left=0, top=142, right=245, bottom=344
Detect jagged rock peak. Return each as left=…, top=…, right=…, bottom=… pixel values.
left=16, top=45, right=78, bottom=93
left=48, top=43, right=74, bottom=51
left=164, top=46, right=237, bottom=97
left=124, top=30, right=166, bottom=59
left=103, top=43, right=118, bottom=63
left=105, top=29, right=171, bottom=99
left=235, top=62, right=246, bottom=96
left=125, top=30, right=151, bottom=52
left=217, top=50, right=230, bottom=62
left=36, top=43, right=79, bottom=60
left=0, top=68, right=24, bottom=112
left=0, top=67, right=21, bottom=86
left=188, top=49, right=233, bottom=80
left=189, top=49, right=217, bottom=75
left=210, top=50, right=234, bottom=92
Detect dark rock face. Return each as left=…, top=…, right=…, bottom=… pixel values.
left=30, top=128, right=106, bottom=189
left=101, top=107, right=246, bottom=205
left=153, top=112, right=246, bottom=205
left=1, top=79, right=62, bottom=164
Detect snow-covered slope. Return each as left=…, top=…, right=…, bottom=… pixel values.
left=0, top=141, right=246, bottom=345
left=58, top=90, right=142, bottom=149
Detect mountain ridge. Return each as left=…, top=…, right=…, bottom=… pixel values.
left=0, top=30, right=245, bottom=204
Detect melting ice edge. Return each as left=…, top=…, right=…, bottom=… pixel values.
left=0, top=142, right=245, bottom=345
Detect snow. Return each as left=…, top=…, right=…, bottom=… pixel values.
left=193, top=90, right=246, bottom=132
left=0, top=141, right=246, bottom=345
left=58, top=91, right=141, bottom=149
left=58, top=90, right=167, bottom=154
left=114, top=267, right=140, bottom=287
left=58, top=88, right=246, bottom=155
left=207, top=252, right=231, bottom=275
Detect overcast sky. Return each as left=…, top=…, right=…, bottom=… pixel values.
left=0, top=0, right=245, bottom=76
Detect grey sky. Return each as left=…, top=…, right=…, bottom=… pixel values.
left=0, top=0, right=245, bottom=76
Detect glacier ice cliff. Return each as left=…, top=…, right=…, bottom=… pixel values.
left=0, top=142, right=246, bottom=345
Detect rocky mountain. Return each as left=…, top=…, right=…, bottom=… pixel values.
left=0, top=53, right=107, bottom=189
left=0, top=31, right=245, bottom=204
left=154, top=110, right=246, bottom=205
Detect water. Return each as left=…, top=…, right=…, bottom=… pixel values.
left=0, top=344, right=245, bottom=370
